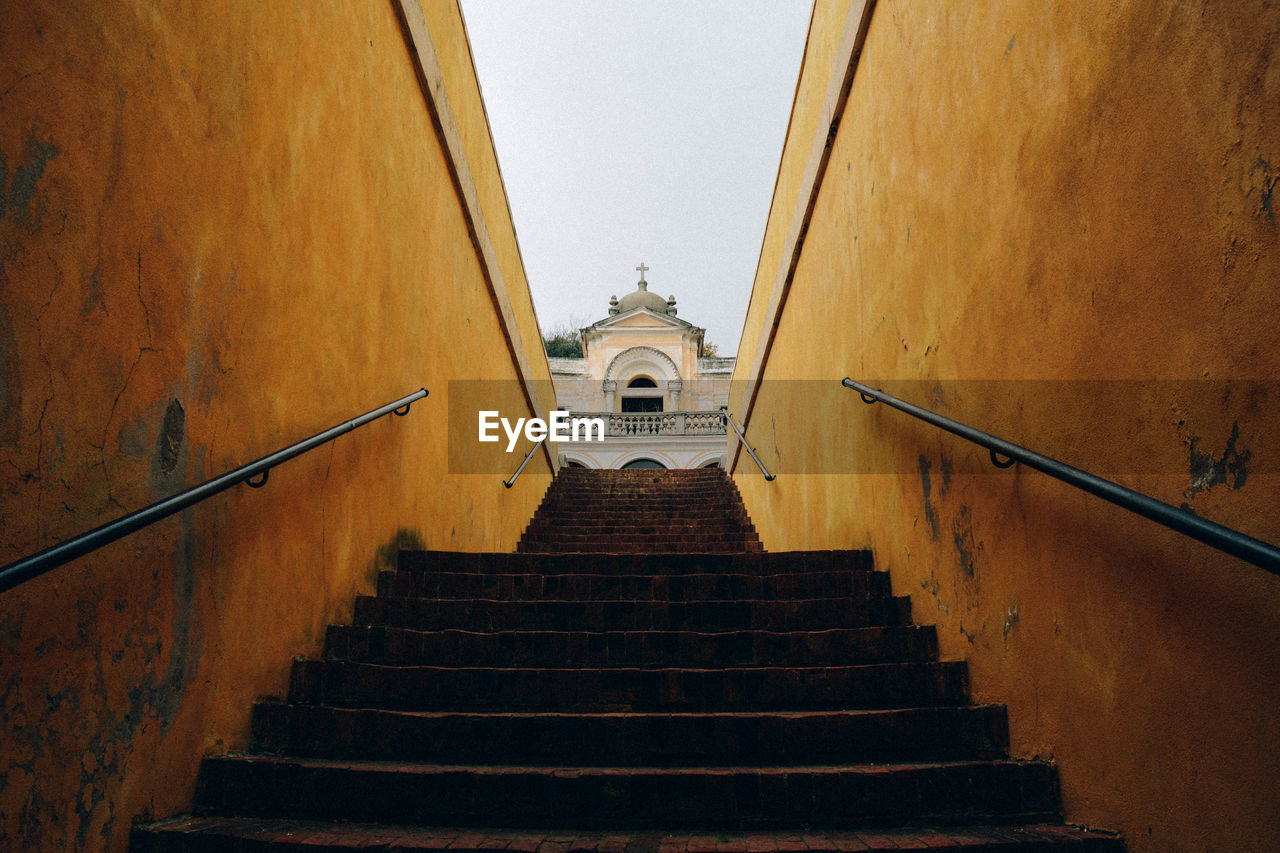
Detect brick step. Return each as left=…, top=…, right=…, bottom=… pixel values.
left=510, top=542, right=767, bottom=555
left=323, top=625, right=938, bottom=668
left=534, top=491, right=743, bottom=501
left=351, top=595, right=913, bottom=633
left=517, top=541, right=765, bottom=554
left=398, top=551, right=876, bottom=576
left=287, top=660, right=970, bottom=711
left=529, top=499, right=747, bottom=504
left=526, top=513, right=748, bottom=523
left=543, top=489, right=735, bottom=497
left=516, top=541, right=765, bottom=554
left=523, top=524, right=756, bottom=537
left=525, top=521, right=751, bottom=532
left=377, top=569, right=891, bottom=602
left=556, top=469, right=727, bottom=473
left=534, top=490, right=750, bottom=502
left=251, top=705, right=1009, bottom=765
left=539, top=483, right=738, bottom=492
left=545, top=474, right=734, bottom=483
left=525, top=515, right=753, bottom=527
left=530, top=506, right=746, bottom=516
left=130, top=817, right=1125, bottom=852
left=192, top=757, right=1061, bottom=829
left=526, top=509, right=748, bottom=520
left=520, top=531, right=759, bottom=544
left=518, top=531, right=760, bottom=543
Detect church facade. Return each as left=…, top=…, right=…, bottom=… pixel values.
left=548, top=266, right=734, bottom=469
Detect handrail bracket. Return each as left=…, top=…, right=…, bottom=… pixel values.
left=841, top=377, right=1279, bottom=574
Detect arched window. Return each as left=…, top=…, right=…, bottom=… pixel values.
left=620, top=458, right=666, bottom=469
left=621, top=376, right=663, bottom=412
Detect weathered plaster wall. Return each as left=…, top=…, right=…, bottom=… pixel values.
left=0, top=1, right=551, bottom=850
left=732, top=1, right=1280, bottom=850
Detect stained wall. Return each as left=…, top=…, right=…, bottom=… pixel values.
left=731, top=1, right=1280, bottom=850
left=0, top=1, right=552, bottom=849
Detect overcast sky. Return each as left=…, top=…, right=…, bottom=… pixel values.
left=457, top=1, right=812, bottom=356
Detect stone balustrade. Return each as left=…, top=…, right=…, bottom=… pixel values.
left=571, top=411, right=727, bottom=437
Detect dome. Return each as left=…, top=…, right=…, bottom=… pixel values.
left=616, top=280, right=674, bottom=315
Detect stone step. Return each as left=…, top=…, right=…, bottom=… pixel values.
left=397, top=551, right=876, bottom=576
left=351, top=595, right=913, bottom=633
left=287, top=660, right=970, bottom=711
left=323, top=625, right=938, bottom=668
left=251, top=704, right=1009, bottom=765
left=130, top=817, right=1125, bottom=852
left=192, top=756, right=1062, bottom=829
left=377, top=568, right=891, bottom=601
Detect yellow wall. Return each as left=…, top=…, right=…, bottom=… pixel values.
left=732, top=1, right=1280, bottom=850
left=0, top=1, right=552, bottom=850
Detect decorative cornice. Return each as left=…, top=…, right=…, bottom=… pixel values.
left=586, top=307, right=696, bottom=333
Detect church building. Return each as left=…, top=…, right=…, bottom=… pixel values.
left=548, top=265, right=735, bottom=469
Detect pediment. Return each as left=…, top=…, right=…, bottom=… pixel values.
left=612, top=313, right=675, bottom=328
left=588, top=307, right=694, bottom=332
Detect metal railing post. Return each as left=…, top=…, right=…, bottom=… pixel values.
left=504, top=439, right=546, bottom=488
left=722, top=407, right=776, bottom=481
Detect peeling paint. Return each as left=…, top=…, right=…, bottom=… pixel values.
left=938, top=449, right=953, bottom=496
left=153, top=398, right=185, bottom=478
left=0, top=305, right=20, bottom=444
left=1186, top=421, right=1251, bottom=497
left=952, top=505, right=981, bottom=579
left=918, top=455, right=940, bottom=540
left=1256, top=157, right=1275, bottom=223
left=3, top=122, right=60, bottom=230
left=1003, top=603, right=1020, bottom=643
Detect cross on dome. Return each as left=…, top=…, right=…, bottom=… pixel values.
left=635, top=262, right=649, bottom=286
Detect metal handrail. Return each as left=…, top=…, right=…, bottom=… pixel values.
left=504, top=438, right=545, bottom=488
left=0, top=387, right=428, bottom=594
left=842, top=378, right=1280, bottom=574
left=721, top=407, right=776, bottom=481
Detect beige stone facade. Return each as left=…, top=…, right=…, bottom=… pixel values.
left=549, top=273, right=734, bottom=469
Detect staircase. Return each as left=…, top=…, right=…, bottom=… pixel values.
left=132, top=468, right=1123, bottom=851
left=517, top=468, right=762, bottom=553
